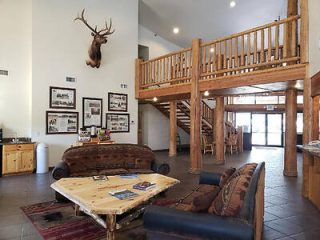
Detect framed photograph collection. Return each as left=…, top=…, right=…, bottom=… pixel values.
left=46, top=111, right=78, bottom=134
left=108, top=92, right=128, bottom=112
left=46, top=87, right=130, bottom=134
left=106, top=113, right=130, bottom=133
left=49, top=87, right=76, bottom=109
left=82, top=97, right=103, bottom=128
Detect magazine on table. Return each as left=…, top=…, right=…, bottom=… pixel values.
left=133, top=181, right=156, bottom=191
left=109, top=189, right=138, bottom=200
left=92, top=175, right=108, bottom=181
left=119, top=173, right=138, bottom=179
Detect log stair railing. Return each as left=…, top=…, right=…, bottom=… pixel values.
left=136, top=15, right=302, bottom=98
left=152, top=100, right=213, bottom=136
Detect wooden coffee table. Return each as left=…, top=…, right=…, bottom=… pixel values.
left=51, top=173, right=180, bottom=240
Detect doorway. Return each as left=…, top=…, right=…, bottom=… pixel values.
left=251, top=113, right=283, bottom=147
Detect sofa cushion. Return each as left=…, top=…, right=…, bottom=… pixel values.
left=127, top=169, right=154, bottom=174
left=208, top=174, right=252, bottom=217
left=196, top=184, right=218, bottom=193
left=219, top=167, right=236, bottom=188
left=231, top=163, right=257, bottom=179
left=190, top=186, right=220, bottom=213
left=70, top=170, right=99, bottom=177
left=98, top=168, right=128, bottom=176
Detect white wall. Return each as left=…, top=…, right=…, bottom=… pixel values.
left=138, top=25, right=190, bottom=150
left=139, top=104, right=190, bottom=150
left=31, top=0, right=138, bottom=166
left=309, top=0, right=320, bottom=76
left=0, top=0, right=32, bottom=138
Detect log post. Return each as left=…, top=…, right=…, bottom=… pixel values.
left=286, top=0, right=298, bottom=58
left=312, top=96, right=319, bottom=140
left=135, top=59, right=142, bottom=99
left=106, top=214, right=116, bottom=240
left=189, top=39, right=202, bottom=173
left=214, top=96, right=225, bottom=164
left=284, top=89, right=297, bottom=177
left=169, top=101, right=177, bottom=157
left=300, top=0, right=309, bottom=64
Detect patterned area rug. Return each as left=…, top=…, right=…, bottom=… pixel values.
left=21, top=201, right=146, bottom=240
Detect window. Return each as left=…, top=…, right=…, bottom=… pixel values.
left=255, top=96, right=278, bottom=104
left=235, top=113, right=251, bottom=133
left=233, top=96, right=255, bottom=104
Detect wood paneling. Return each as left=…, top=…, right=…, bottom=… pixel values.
left=312, top=96, right=319, bottom=140
left=311, top=70, right=320, bottom=97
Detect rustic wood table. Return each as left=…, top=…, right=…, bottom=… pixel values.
left=51, top=173, right=180, bottom=240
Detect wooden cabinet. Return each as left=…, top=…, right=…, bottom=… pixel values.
left=2, top=144, right=35, bottom=175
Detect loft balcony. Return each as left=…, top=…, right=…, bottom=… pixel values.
left=135, top=15, right=306, bottom=100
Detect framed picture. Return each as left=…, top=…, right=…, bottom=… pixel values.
left=46, top=111, right=78, bottom=134
left=106, top=113, right=130, bottom=133
left=108, top=92, right=128, bottom=112
left=82, top=97, right=103, bottom=128
left=49, top=86, right=76, bottom=109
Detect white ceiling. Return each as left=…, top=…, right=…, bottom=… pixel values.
left=139, top=0, right=288, bottom=48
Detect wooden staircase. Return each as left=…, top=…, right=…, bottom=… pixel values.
left=152, top=100, right=213, bottom=136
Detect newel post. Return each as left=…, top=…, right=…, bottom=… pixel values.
left=135, top=58, right=142, bottom=99
left=189, top=38, right=202, bottom=174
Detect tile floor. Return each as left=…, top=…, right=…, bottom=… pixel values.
left=0, top=147, right=319, bottom=239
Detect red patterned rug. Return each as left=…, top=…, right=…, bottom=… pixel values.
left=21, top=201, right=145, bottom=240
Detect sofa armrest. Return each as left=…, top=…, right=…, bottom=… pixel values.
left=52, top=162, right=70, bottom=180
left=151, top=160, right=170, bottom=175
left=144, top=205, right=253, bottom=240
left=199, top=171, right=222, bottom=186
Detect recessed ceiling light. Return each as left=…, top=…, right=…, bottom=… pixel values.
left=230, top=1, right=236, bottom=8
left=204, top=91, right=210, bottom=97
left=173, top=27, right=179, bottom=34
left=153, top=97, right=158, bottom=102
left=210, top=48, right=215, bottom=53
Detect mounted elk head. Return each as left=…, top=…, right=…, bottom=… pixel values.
left=74, top=9, right=115, bottom=68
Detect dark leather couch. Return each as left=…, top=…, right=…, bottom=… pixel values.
left=52, top=144, right=170, bottom=180
left=143, top=162, right=265, bottom=240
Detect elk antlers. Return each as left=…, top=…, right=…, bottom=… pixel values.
left=74, top=9, right=115, bottom=68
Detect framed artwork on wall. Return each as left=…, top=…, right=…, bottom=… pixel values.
left=108, top=92, right=128, bottom=112
left=49, top=86, right=76, bottom=109
left=82, top=97, right=103, bottom=128
left=106, top=113, right=130, bottom=133
left=46, top=111, right=79, bottom=134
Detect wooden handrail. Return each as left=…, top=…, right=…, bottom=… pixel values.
left=141, top=48, right=192, bottom=65
left=201, top=15, right=300, bottom=47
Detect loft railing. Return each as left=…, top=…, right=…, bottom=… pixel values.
left=136, top=15, right=301, bottom=94
left=139, top=48, right=192, bottom=89
left=200, top=15, right=300, bottom=80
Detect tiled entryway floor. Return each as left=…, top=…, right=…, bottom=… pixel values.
left=0, top=147, right=319, bottom=239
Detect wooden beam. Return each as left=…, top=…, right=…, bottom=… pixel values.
left=284, top=89, right=297, bottom=177
left=303, top=65, right=312, bottom=197
left=135, top=59, right=142, bottom=99
left=200, top=64, right=306, bottom=91
left=300, top=0, right=309, bottom=63
left=189, top=39, right=202, bottom=173
left=169, top=101, right=177, bottom=157
left=225, top=104, right=304, bottom=112
left=214, top=96, right=225, bottom=164
left=312, top=96, right=319, bottom=140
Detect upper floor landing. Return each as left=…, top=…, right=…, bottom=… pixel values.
left=135, top=15, right=307, bottom=101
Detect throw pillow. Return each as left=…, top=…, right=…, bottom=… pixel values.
left=230, top=163, right=257, bottom=180
left=208, top=174, right=252, bottom=216
left=219, top=167, right=236, bottom=188
left=190, top=186, right=220, bottom=213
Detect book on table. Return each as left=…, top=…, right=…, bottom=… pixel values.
left=119, top=173, right=138, bottom=179
left=133, top=181, right=156, bottom=191
left=109, top=189, right=138, bottom=200
left=92, top=175, right=108, bottom=181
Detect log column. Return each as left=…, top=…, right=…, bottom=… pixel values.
left=300, top=0, right=311, bottom=197
left=312, top=96, right=319, bottom=140
left=169, top=101, right=177, bottom=157
left=214, top=96, right=225, bottom=164
left=284, top=89, right=297, bottom=177
left=189, top=39, right=202, bottom=173
left=286, top=0, right=298, bottom=57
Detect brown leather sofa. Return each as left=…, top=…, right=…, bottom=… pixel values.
left=52, top=144, right=170, bottom=180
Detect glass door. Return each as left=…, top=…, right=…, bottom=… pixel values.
left=252, top=114, right=266, bottom=145
left=267, top=114, right=282, bottom=146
